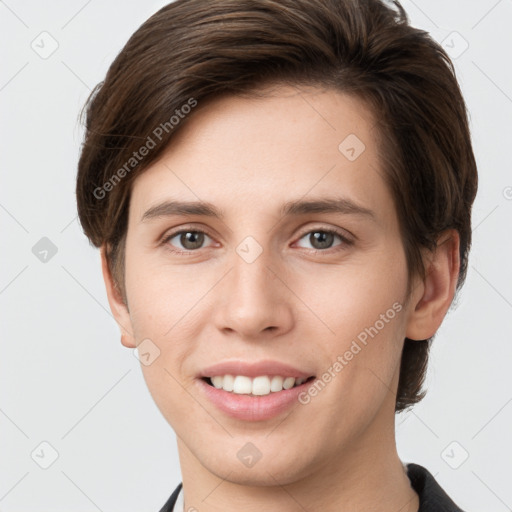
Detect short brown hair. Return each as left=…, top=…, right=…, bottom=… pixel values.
left=76, top=0, right=478, bottom=412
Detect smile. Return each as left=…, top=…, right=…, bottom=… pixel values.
left=197, top=359, right=317, bottom=420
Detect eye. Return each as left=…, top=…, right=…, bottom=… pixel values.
left=162, top=229, right=214, bottom=253
left=295, top=228, right=351, bottom=251
left=161, top=226, right=352, bottom=255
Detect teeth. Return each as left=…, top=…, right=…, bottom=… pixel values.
left=283, top=377, right=295, bottom=389
left=207, top=375, right=309, bottom=396
left=211, top=376, right=223, bottom=389
left=252, top=376, right=270, bottom=396
left=223, top=374, right=234, bottom=391
left=233, top=375, right=252, bottom=394
left=270, top=376, right=283, bottom=392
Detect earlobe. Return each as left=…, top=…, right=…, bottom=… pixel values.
left=100, top=244, right=136, bottom=348
left=405, top=230, right=460, bottom=341
left=120, top=333, right=135, bottom=348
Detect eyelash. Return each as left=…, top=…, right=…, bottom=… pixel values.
left=160, top=225, right=354, bottom=256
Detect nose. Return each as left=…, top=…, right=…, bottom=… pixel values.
left=213, top=249, right=294, bottom=341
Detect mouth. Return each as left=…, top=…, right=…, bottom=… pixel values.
left=197, top=360, right=317, bottom=420
left=201, top=374, right=317, bottom=396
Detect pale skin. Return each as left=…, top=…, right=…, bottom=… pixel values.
left=101, top=84, right=460, bottom=512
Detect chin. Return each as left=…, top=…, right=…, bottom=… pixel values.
left=192, top=435, right=320, bottom=487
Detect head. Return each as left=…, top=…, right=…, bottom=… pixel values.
left=76, top=0, right=477, bottom=486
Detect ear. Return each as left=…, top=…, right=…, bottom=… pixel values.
left=100, top=244, right=136, bottom=348
left=405, top=229, right=460, bottom=341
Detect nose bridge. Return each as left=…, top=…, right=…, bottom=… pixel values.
left=214, top=236, right=293, bottom=337
left=231, top=241, right=277, bottom=307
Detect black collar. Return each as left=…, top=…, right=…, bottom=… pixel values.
left=406, top=463, right=465, bottom=511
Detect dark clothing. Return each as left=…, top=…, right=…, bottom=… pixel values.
left=406, top=463, right=465, bottom=511
left=158, top=463, right=464, bottom=511
left=159, top=482, right=182, bottom=512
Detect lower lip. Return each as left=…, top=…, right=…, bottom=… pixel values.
left=197, top=378, right=314, bottom=421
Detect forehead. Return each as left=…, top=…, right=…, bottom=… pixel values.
left=128, top=84, right=392, bottom=223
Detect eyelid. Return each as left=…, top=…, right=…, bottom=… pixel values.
left=160, top=224, right=217, bottom=249
left=160, top=223, right=214, bottom=241
left=295, top=224, right=355, bottom=244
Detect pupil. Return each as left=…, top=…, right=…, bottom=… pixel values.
left=182, top=231, right=204, bottom=249
left=312, top=231, right=333, bottom=249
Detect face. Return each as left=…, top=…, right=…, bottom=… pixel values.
left=112, top=85, right=424, bottom=486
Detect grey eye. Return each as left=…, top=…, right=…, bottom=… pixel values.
left=296, top=230, right=343, bottom=250
left=167, top=231, right=212, bottom=251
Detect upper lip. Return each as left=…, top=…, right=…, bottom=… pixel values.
left=199, top=360, right=314, bottom=379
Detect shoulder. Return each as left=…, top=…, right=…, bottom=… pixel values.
left=406, top=463, right=466, bottom=512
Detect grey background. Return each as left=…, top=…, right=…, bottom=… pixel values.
left=1, top=1, right=511, bottom=510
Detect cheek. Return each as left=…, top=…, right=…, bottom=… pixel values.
left=301, top=246, right=408, bottom=400
left=124, top=256, right=214, bottom=398
left=295, top=248, right=408, bottom=343
left=124, top=251, right=200, bottom=336
left=125, top=263, right=204, bottom=424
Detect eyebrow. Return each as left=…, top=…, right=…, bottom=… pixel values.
left=140, top=197, right=376, bottom=222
